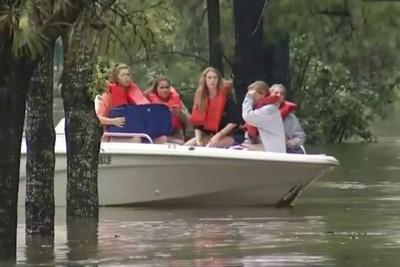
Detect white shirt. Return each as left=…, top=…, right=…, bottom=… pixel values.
left=242, top=93, right=286, bottom=153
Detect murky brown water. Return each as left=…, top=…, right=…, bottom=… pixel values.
left=12, top=100, right=400, bottom=266
left=12, top=142, right=400, bottom=266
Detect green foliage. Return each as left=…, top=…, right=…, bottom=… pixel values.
left=0, top=1, right=47, bottom=58
left=264, top=1, right=400, bottom=143
left=87, top=58, right=113, bottom=100
left=85, top=0, right=400, bottom=144
left=291, top=42, right=374, bottom=143
left=95, top=0, right=209, bottom=106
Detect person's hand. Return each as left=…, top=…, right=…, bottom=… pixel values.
left=170, top=105, right=180, bottom=116
left=275, top=95, right=284, bottom=106
left=195, top=138, right=204, bottom=146
left=247, top=89, right=256, bottom=97
left=286, top=139, right=296, bottom=148
left=113, top=117, right=125, bottom=128
left=207, top=133, right=222, bottom=147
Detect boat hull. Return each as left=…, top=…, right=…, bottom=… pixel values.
left=19, top=142, right=338, bottom=207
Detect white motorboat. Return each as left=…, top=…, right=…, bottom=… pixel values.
left=19, top=120, right=339, bottom=207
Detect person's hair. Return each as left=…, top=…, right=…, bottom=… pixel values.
left=151, top=77, right=171, bottom=94
left=194, top=67, right=223, bottom=110
left=269, top=84, right=287, bottom=96
left=108, top=63, right=131, bottom=83
left=248, top=81, right=269, bottom=95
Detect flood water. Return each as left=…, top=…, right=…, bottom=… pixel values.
left=12, top=101, right=400, bottom=266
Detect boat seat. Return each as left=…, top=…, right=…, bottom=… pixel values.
left=287, top=145, right=306, bottom=154
left=107, top=104, right=173, bottom=139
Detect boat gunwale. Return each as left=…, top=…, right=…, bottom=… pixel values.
left=21, top=138, right=339, bottom=166
left=97, top=143, right=338, bottom=166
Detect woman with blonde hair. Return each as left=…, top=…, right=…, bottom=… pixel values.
left=95, top=63, right=149, bottom=127
left=185, top=67, right=244, bottom=147
left=94, top=63, right=159, bottom=143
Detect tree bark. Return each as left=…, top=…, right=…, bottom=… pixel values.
left=207, top=0, right=224, bottom=74
left=61, top=11, right=103, bottom=218
left=265, top=33, right=291, bottom=97
left=233, top=0, right=267, bottom=108
left=0, top=0, right=85, bottom=261
left=0, top=44, right=35, bottom=260
left=25, top=47, right=56, bottom=236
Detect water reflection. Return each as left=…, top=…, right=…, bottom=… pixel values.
left=66, top=218, right=99, bottom=266
left=24, top=236, right=54, bottom=266
left=93, top=208, right=331, bottom=266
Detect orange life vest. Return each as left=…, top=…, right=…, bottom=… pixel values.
left=245, top=100, right=297, bottom=138
left=147, top=87, right=183, bottom=130
left=190, top=85, right=230, bottom=133
left=107, top=82, right=149, bottom=108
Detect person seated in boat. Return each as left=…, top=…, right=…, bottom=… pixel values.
left=95, top=63, right=167, bottom=143
left=185, top=67, right=244, bottom=148
left=269, top=84, right=306, bottom=154
left=241, top=81, right=286, bottom=153
left=145, top=77, right=191, bottom=144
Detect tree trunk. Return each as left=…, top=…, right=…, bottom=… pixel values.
left=61, top=12, right=103, bottom=218
left=207, top=0, right=224, bottom=74
left=25, top=236, right=54, bottom=264
left=66, top=218, right=98, bottom=262
left=0, top=44, right=35, bottom=261
left=0, top=0, right=85, bottom=260
left=25, top=47, right=56, bottom=236
left=233, top=0, right=267, bottom=107
left=265, top=33, right=291, bottom=97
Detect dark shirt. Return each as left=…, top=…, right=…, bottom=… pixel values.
left=219, top=94, right=242, bottom=130
left=195, top=94, right=243, bottom=134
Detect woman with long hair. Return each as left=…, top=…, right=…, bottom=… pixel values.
left=146, top=77, right=191, bottom=144
left=95, top=63, right=149, bottom=127
left=94, top=63, right=164, bottom=143
left=185, top=67, right=244, bottom=148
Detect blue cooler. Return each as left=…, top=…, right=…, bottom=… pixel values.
left=107, top=104, right=172, bottom=138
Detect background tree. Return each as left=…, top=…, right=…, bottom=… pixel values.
left=264, top=0, right=400, bottom=143
left=233, top=0, right=268, bottom=107
left=87, top=0, right=400, bottom=143
left=207, top=0, right=223, bottom=74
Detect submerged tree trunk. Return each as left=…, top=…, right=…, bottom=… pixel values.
left=0, top=0, right=85, bottom=261
left=233, top=0, right=267, bottom=107
left=207, top=0, right=224, bottom=74
left=25, top=48, right=56, bottom=236
left=61, top=12, right=103, bottom=218
left=25, top=236, right=54, bottom=264
left=0, top=44, right=35, bottom=260
left=66, top=217, right=99, bottom=262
